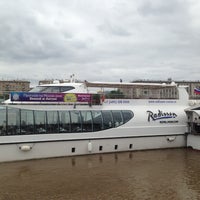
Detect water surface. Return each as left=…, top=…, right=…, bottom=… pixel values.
left=0, top=148, right=200, bottom=200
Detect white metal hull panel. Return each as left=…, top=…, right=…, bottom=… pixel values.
left=0, top=135, right=186, bottom=162
left=0, top=124, right=187, bottom=144
left=187, top=134, right=200, bottom=150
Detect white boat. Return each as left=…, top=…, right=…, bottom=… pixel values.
left=0, top=80, right=190, bottom=162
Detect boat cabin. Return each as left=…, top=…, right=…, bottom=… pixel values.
left=186, top=108, right=200, bottom=134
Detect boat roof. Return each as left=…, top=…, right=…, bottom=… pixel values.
left=85, top=81, right=177, bottom=89
left=38, top=82, right=83, bottom=87
left=36, top=80, right=177, bottom=89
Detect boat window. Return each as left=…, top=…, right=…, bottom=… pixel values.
left=92, top=111, right=103, bottom=131
left=21, top=109, right=34, bottom=134
left=7, top=108, right=20, bottom=135
left=60, top=86, right=75, bottom=92
left=194, top=124, right=200, bottom=133
left=122, top=110, right=134, bottom=123
left=112, top=111, right=123, bottom=127
left=81, top=111, right=93, bottom=132
left=0, top=106, right=134, bottom=136
left=70, top=111, right=82, bottom=132
left=42, top=86, right=60, bottom=93
left=0, top=107, right=7, bottom=135
left=30, top=86, right=47, bottom=92
left=47, top=111, right=59, bottom=133
left=30, top=86, right=75, bottom=93
left=34, top=111, right=47, bottom=134
left=102, top=111, right=113, bottom=129
left=59, top=111, right=71, bottom=132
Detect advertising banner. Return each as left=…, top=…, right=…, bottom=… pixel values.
left=10, top=92, right=92, bottom=102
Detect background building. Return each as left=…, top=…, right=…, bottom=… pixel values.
left=39, top=79, right=200, bottom=100
left=1, top=78, right=200, bottom=101
left=0, top=80, right=30, bottom=100
left=125, top=80, right=200, bottom=99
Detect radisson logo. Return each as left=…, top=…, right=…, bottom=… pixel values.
left=147, top=110, right=177, bottom=122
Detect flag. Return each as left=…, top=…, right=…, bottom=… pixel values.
left=194, top=88, right=200, bottom=94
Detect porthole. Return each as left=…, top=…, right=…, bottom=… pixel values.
left=99, top=146, right=103, bottom=151
left=71, top=147, right=76, bottom=153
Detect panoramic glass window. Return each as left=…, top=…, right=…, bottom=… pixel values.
left=59, top=111, right=71, bottom=132
left=112, top=110, right=123, bottom=127
left=92, top=111, right=103, bottom=131
left=42, top=86, right=60, bottom=93
left=0, top=107, right=134, bottom=136
left=7, top=108, right=20, bottom=135
left=122, top=110, right=134, bottom=123
left=60, top=86, right=75, bottom=92
left=21, top=109, right=34, bottom=134
left=30, top=86, right=75, bottom=93
left=102, top=110, right=113, bottom=129
left=70, top=111, right=82, bottom=132
left=34, top=111, right=47, bottom=134
left=81, top=111, right=93, bottom=132
left=0, top=107, right=7, bottom=135
left=29, top=86, right=46, bottom=92
left=47, top=111, right=59, bottom=133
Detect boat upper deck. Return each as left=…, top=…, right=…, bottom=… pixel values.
left=2, top=81, right=186, bottom=106
left=85, top=81, right=176, bottom=89
left=85, top=81, right=179, bottom=100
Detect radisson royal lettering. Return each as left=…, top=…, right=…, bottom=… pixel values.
left=147, top=110, right=177, bottom=122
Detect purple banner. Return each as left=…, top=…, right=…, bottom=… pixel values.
left=10, top=92, right=92, bottom=102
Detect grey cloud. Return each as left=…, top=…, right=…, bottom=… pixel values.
left=138, top=0, right=186, bottom=17
left=0, top=0, right=200, bottom=83
left=98, top=20, right=131, bottom=37
left=0, top=2, right=89, bottom=64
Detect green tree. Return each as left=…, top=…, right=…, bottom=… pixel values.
left=105, top=89, right=124, bottom=99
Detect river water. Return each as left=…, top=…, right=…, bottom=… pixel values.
left=0, top=148, right=200, bottom=200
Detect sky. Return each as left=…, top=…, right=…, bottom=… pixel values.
left=0, top=0, right=200, bottom=85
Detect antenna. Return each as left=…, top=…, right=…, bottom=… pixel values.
left=70, top=74, right=75, bottom=83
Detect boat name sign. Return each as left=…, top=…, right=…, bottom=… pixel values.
left=147, top=110, right=178, bottom=123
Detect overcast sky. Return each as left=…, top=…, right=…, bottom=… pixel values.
left=0, top=0, right=200, bottom=85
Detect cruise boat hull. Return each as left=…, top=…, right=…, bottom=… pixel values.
left=0, top=134, right=186, bottom=162
left=187, top=134, right=200, bottom=150
left=0, top=100, right=188, bottom=162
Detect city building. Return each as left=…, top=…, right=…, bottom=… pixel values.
left=123, top=80, right=200, bottom=99
left=1, top=78, right=200, bottom=101
left=0, top=80, right=30, bottom=100
left=39, top=79, right=200, bottom=99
